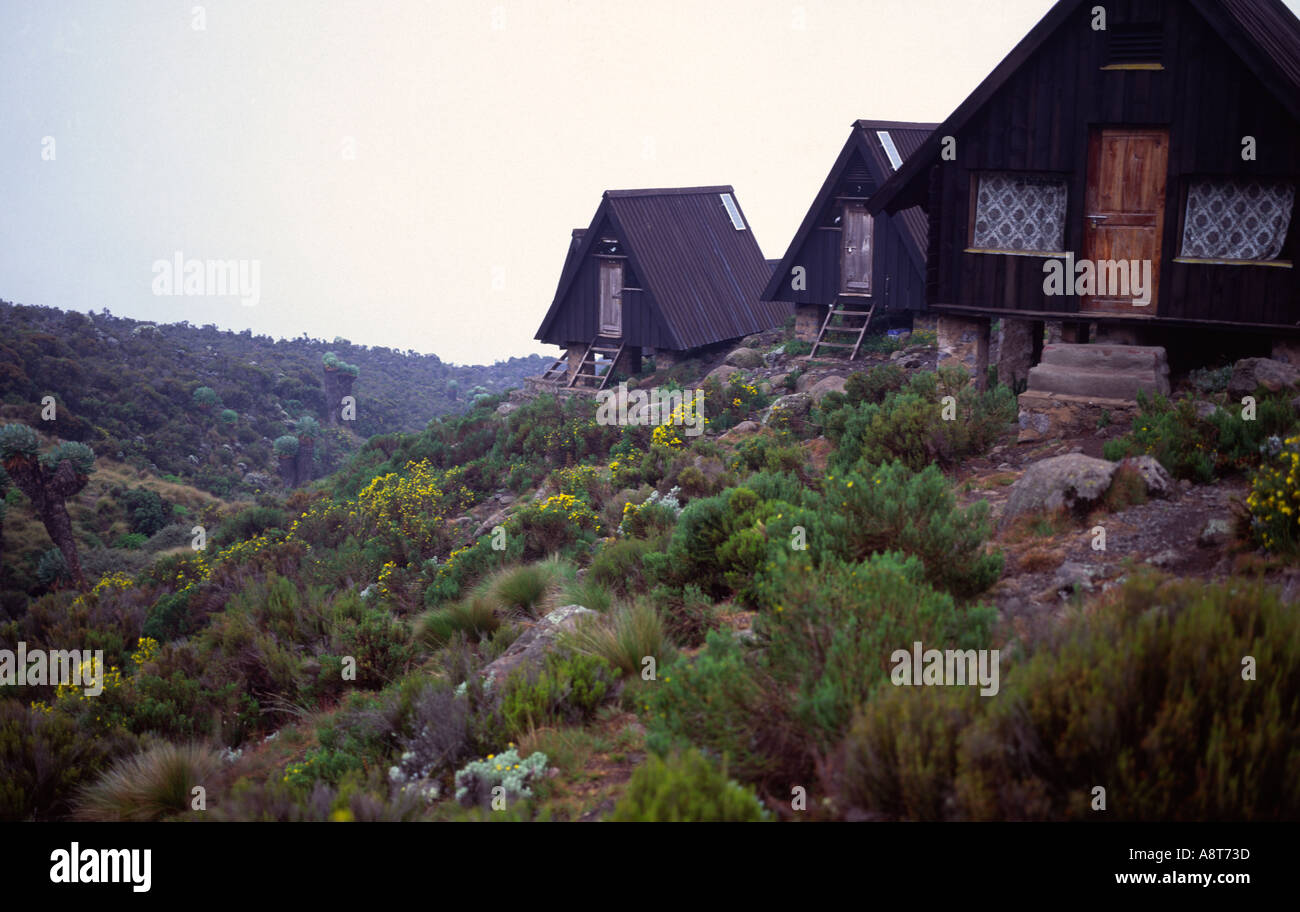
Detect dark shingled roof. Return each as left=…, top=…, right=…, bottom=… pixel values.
left=762, top=120, right=936, bottom=303
left=541, top=186, right=788, bottom=350
left=868, top=0, right=1300, bottom=218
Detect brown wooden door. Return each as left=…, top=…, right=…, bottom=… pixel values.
left=599, top=260, right=623, bottom=335
left=841, top=203, right=874, bottom=294
left=1081, top=128, right=1167, bottom=314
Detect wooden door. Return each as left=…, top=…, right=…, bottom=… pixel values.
left=841, top=203, right=874, bottom=294
left=599, top=260, right=623, bottom=335
left=1081, top=128, right=1167, bottom=314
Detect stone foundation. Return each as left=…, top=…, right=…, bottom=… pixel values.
left=1271, top=338, right=1300, bottom=366
left=794, top=304, right=823, bottom=342
left=937, top=315, right=991, bottom=388
left=997, top=318, right=1038, bottom=390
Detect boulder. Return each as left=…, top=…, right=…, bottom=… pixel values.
left=1118, top=455, right=1174, bottom=499
left=1002, top=454, right=1119, bottom=522
left=763, top=392, right=813, bottom=425
left=481, top=605, right=598, bottom=684
left=707, top=364, right=740, bottom=384
left=1198, top=518, right=1233, bottom=549
left=722, top=420, right=761, bottom=440
left=724, top=348, right=765, bottom=370
left=1055, top=561, right=1098, bottom=595
left=1226, top=357, right=1300, bottom=399
left=806, top=375, right=847, bottom=403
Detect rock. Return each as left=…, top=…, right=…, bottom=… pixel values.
left=1227, top=357, right=1300, bottom=399
left=1118, top=455, right=1174, bottom=499
left=724, top=348, right=764, bottom=370
left=1146, top=548, right=1181, bottom=569
left=763, top=392, right=813, bottom=425
left=722, top=420, right=761, bottom=439
left=770, top=373, right=789, bottom=389
left=707, top=364, right=740, bottom=384
left=889, top=350, right=905, bottom=361
left=1002, top=454, right=1119, bottom=522
left=806, top=375, right=847, bottom=404
left=473, top=509, right=509, bottom=539
left=1055, top=561, right=1097, bottom=595
left=1194, top=400, right=1219, bottom=421
left=480, top=605, right=598, bottom=684
left=495, top=402, right=519, bottom=417
left=1198, top=518, right=1233, bottom=548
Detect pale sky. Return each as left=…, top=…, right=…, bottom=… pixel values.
left=3, top=0, right=1298, bottom=363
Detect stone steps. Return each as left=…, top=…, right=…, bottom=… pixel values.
left=1028, top=343, right=1169, bottom=400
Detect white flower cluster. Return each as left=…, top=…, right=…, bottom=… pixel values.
left=617, top=486, right=683, bottom=536
left=387, top=735, right=445, bottom=805
left=453, top=748, right=549, bottom=807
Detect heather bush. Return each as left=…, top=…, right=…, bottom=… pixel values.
left=611, top=749, right=770, bottom=822
left=755, top=551, right=994, bottom=742
left=829, top=368, right=1016, bottom=472
left=0, top=699, right=124, bottom=820
left=497, top=652, right=616, bottom=737
left=837, top=574, right=1300, bottom=820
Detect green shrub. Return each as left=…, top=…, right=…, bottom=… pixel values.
left=816, top=461, right=1004, bottom=598
left=498, top=652, right=616, bottom=736
left=611, top=749, right=769, bottom=821
left=839, top=684, right=980, bottom=820
left=755, top=551, right=994, bottom=742
left=829, top=368, right=1016, bottom=472
left=0, top=700, right=120, bottom=821
left=838, top=573, right=1300, bottom=821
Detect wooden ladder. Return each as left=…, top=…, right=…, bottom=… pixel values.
left=809, top=297, right=877, bottom=361
left=540, top=355, right=568, bottom=383
left=567, top=336, right=625, bottom=390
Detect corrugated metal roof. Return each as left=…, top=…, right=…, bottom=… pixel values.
left=605, top=187, right=788, bottom=350
left=869, top=0, right=1300, bottom=217
left=538, top=187, right=787, bottom=350
left=1218, top=0, right=1300, bottom=101
left=762, top=119, right=936, bottom=303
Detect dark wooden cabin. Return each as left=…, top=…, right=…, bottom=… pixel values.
left=535, top=187, right=788, bottom=389
left=866, top=0, right=1300, bottom=378
left=763, top=120, right=937, bottom=359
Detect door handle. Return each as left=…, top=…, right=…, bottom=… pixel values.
left=1087, top=215, right=1109, bottom=226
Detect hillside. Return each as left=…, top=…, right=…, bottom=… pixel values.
left=0, top=300, right=550, bottom=497
left=3, top=323, right=1298, bottom=823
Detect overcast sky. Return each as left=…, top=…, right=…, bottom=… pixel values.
left=4, top=0, right=1298, bottom=364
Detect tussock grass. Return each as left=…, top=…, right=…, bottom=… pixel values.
left=74, top=742, right=223, bottom=822
left=561, top=600, right=676, bottom=677
left=413, top=594, right=501, bottom=648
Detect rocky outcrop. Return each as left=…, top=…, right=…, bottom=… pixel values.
left=480, top=605, right=597, bottom=684
left=1226, top=357, right=1300, bottom=399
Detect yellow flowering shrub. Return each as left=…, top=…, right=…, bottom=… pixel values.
left=1246, top=436, right=1300, bottom=553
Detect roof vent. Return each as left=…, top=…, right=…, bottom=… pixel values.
left=877, top=131, right=904, bottom=171
left=720, top=193, right=746, bottom=230
left=1107, top=23, right=1163, bottom=65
